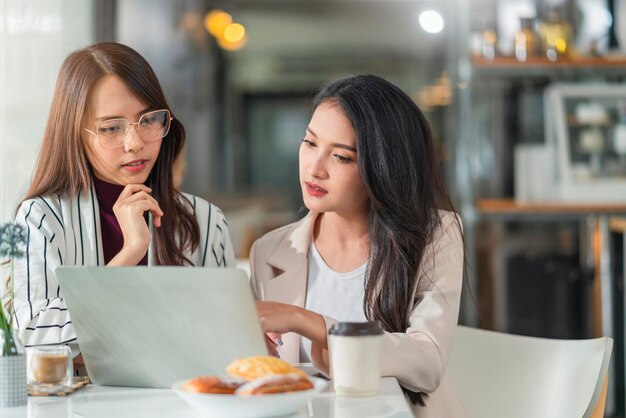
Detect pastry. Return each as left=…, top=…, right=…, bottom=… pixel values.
left=181, top=375, right=246, bottom=394
left=236, top=373, right=314, bottom=396
left=226, top=356, right=307, bottom=381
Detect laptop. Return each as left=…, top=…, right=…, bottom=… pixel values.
left=56, top=266, right=268, bottom=388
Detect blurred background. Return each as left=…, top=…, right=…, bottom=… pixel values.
left=1, top=0, right=626, bottom=415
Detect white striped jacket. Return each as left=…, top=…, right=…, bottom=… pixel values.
left=11, top=184, right=235, bottom=347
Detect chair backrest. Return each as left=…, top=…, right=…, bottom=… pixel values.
left=448, top=326, right=613, bottom=418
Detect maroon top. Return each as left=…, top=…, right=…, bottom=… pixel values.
left=93, top=177, right=147, bottom=266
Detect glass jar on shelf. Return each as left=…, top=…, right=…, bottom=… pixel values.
left=514, top=17, right=537, bottom=62
left=482, top=29, right=497, bottom=60
left=538, top=10, right=572, bottom=62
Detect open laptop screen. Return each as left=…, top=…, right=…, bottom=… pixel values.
left=57, top=266, right=267, bottom=388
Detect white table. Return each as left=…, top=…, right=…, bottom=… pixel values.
left=1, top=377, right=412, bottom=418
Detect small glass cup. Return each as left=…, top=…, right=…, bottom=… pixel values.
left=27, top=346, right=73, bottom=392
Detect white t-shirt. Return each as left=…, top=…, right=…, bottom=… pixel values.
left=299, top=242, right=368, bottom=362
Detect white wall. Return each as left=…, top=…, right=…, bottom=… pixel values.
left=0, top=0, right=94, bottom=222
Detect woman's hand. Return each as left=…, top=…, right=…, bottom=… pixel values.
left=256, top=301, right=297, bottom=335
left=256, top=301, right=328, bottom=349
left=108, top=184, right=163, bottom=266
left=264, top=332, right=282, bottom=357
left=73, top=354, right=88, bottom=377
left=73, top=354, right=85, bottom=369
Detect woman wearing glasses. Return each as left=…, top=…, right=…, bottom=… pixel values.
left=11, top=43, right=235, bottom=348
left=251, top=75, right=465, bottom=417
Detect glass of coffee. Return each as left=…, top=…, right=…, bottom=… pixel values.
left=27, top=345, right=73, bottom=392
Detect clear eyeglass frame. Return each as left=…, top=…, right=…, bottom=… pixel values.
left=83, top=109, right=173, bottom=149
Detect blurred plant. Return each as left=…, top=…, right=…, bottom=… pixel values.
left=0, top=222, right=27, bottom=355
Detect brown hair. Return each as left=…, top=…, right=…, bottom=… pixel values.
left=23, top=42, right=199, bottom=265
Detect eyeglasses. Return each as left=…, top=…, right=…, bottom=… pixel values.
left=84, top=109, right=173, bottom=149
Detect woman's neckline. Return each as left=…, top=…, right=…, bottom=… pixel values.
left=92, top=176, right=125, bottom=214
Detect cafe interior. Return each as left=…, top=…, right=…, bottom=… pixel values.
left=1, top=0, right=626, bottom=417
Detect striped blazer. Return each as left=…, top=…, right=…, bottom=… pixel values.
left=11, top=184, right=236, bottom=347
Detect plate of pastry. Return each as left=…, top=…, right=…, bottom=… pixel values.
left=172, top=356, right=328, bottom=418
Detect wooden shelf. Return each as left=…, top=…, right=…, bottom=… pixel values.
left=566, top=115, right=613, bottom=127
left=477, top=198, right=626, bottom=215
left=472, top=55, right=626, bottom=68
left=470, top=55, right=626, bottom=79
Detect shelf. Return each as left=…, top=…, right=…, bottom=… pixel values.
left=476, top=198, right=626, bottom=219
left=471, top=55, right=626, bottom=78
left=473, top=55, right=626, bottom=68
left=566, top=115, right=613, bottom=127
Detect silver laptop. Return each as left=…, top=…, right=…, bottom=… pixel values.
left=56, top=267, right=268, bottom=388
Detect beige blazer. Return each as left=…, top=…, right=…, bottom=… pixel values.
left=249, top=211, right=465, bottom=417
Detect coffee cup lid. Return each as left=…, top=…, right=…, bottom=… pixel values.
left=329, top=321, right=384, bottom=336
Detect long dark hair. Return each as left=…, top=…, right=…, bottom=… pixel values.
left=313, top=75, right=464, bottom=405
left=22, top=42, right=199, bottom=265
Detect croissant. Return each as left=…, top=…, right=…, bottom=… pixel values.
left=181, top=375, right=246, bottom=394
left=236, top=373, right=314, bottom=395
left=226, top=356, right=307, bottom=381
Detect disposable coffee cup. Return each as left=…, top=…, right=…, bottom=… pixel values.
left=329, top=321, right=383, bottom=397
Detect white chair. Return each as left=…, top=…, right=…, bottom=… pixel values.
left=236, top=258, right=251, bottom=279
left=447, top=326, right=613, bottom=418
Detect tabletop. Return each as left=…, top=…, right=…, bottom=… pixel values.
left=1, top=377, right=412, bottom=418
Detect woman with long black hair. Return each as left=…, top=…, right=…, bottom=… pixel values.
left=251, top=74, right=465, bottom=417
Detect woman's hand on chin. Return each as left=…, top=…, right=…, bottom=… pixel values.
left=107, top=183, right=163, bottom=266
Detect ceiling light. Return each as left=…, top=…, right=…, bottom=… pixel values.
left=419, top=10, right=444, bottom=34
left=218, top=34, right=247, bottom=51
left=204, top=9, right=232, bottom=37
left=223, top=23, right=246, bottom=43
